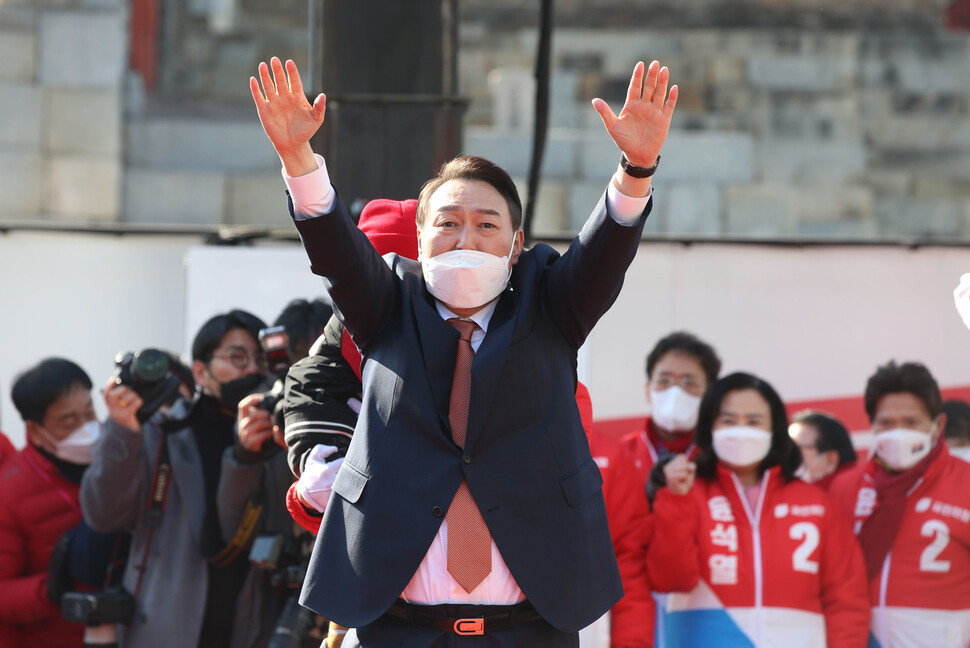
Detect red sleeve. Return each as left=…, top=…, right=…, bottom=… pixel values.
left=647, top=487, right=701, bottom=593
left=0, top=497, right=58, bottom=624
left=819, top=494, right=871, bottom=648
left=603, top=443, right=655, bottom=648
left=286, top=482, right=322, bottom=534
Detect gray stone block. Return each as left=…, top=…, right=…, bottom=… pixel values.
left=124, top=169, right=225, bottom=225
left=894, top=57, right=970, bottom=95
left=583, top=131, right=754, bottom=184
left=518, top=180, right=568, bottom=236
left=756, top=138, right=866, bottom=183
left=659, top=182, right=723, bottom=236
left=225, top=172, right=290, bottom=227
left=126, top=118, right=281, bottom=171
left=866, top=115, right=970, bottom=153
left=725, top=184, right=799, bottom=237
left=45, top=156, right=120, bottom=220
left=40, top=11, right=125, bottom=88
left=463, top=127, right=577, bottom=179
left=747, top=55, right=856, bottom=91
left=44, top=87, right=121, bottom=155
left=0, top=150, right=41, bottom=215
left=567, top=181, right=608, bottom=233
left=0, top=83, right=42, bottom=147
left=796, top=218, right=879, bottom=240
left=0, top=31, right=37, bottom=83
left=875, top=198, right=964, bottom=239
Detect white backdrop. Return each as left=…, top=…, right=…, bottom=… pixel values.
left=3, top=230, right=970, bottom=448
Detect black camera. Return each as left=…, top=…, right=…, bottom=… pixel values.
left=112, top=349, right=187, bottom=423
left=62, top=589, right=135, bottom=625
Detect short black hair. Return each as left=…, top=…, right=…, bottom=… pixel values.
left=11, top=357, right=93, bottom=424
left=416, top=155, right=523, bottom=230
left=191, top=309, right=267, bottom=362
left=791, top=410, right=857, bottom=466
left=864, top=360, right=941, bottom=422
left=273, top=298, right=334, bottom=359
left=646, top=331, right=721, bottom=384
left=943, top=399, right=970, bottom=444
left=694, top=372, right=801, bottom=481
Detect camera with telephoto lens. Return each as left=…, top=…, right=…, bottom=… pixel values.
left=112, top=349, right=187, bottom=424
left=62, top=589, right=135, bottom=648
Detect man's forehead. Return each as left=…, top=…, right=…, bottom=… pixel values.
left=875, top=392, right=932, bottom=419
left=430, top=179, right=509, bottom=212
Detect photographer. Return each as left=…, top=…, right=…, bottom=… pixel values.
left=0, top=357, right=101, bottom=647
left=80, top=310, right=295, bottom=648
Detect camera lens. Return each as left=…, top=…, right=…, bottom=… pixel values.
left=131, top=349, right=170, bottom=385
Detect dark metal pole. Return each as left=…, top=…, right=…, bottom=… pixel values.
left=524, top=0, right=554, bottom=246
left=307, top=0, right=318, bottom=95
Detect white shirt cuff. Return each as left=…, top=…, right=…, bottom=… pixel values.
left=606, top=182, right=652, bottom=226
left=283, top=154, right=336, bottom=220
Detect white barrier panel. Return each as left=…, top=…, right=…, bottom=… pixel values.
left=2, top=230, right=970, bottom=448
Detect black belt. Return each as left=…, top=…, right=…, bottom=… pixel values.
left=385, top=599, right=542, bottom=635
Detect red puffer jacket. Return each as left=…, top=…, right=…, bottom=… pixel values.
left=0, top=442, right=84, bottom=647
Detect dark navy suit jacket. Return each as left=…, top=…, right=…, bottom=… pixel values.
left=294, top=189, right=649, bottom=632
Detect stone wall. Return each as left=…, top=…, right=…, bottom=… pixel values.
left=0, top=1, right=126, bottom=223
left=461, top=22, right=970, bottom=240
left=3, top=0, right=969, bottom=239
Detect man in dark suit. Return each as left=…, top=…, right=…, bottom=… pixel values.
left=251, top=56, right=678, bottom=647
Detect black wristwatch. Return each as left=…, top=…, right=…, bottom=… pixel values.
left=620, top=154, right=660, bottom=178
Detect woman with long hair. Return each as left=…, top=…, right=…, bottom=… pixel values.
left=647, top=372, right=869, bottom=647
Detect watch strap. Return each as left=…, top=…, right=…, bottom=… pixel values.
left=620, top=154, right=660, bottom=178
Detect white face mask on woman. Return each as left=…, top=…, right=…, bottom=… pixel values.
left=875, top=427, right=934, bottom=472
left=39, top=420, right=101, bottom=465
left=421, top=237, right=516, bottom=310
left=712, top=425, right=772, bottom=467
left=650, top=385, right=702, bottom=432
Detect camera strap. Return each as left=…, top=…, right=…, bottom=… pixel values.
left=207, top=490, right=264, bottom=568
left=132, top=432, right=174, bottom=599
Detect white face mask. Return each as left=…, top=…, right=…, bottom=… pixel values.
left=950, top=446, right=970, bottom=463
left=650, top=385, right=702, bottom=433
left=712, top=425, right=772, bottom=468
left=875, top=427, right=934, bottom=472
left=421, top=236, right=516, bottom=310
left=39, top=419, right=101, bottom=465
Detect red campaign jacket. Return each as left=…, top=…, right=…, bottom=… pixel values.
left=620, top=418, right=698, bottom=489
left=647, top=465, right=869, bottom=648
left=830, top=449, right=970, bottom=648
left=588, top=430, right=654, bottom=648
left=0, top=443, right=84, bottom=647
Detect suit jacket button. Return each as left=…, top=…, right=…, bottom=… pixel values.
left=432, top=506, right=443, bottom=517
left=463, top=455, right=472, bottom=464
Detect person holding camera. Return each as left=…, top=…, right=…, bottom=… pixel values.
left=80, top=310, right=295, bottom=648
left=0, top=358, right=100, bottom=647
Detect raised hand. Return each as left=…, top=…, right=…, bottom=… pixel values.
left=663, top=453, right=697, bottom=496
left=250, top=57, right=326, bottom=177
left=592, top=61, right=678, bottom=169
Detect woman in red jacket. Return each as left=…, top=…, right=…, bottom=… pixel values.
left=648, top=372, right=870, bottom=648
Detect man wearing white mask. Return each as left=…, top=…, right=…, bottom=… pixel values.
left=251, top=54, right=678, bottom=646
left=830, top=360, right=970, bottom=648
left=0, top=358, right=98, bottom=646
left=622, top=331, right=721, bottom=488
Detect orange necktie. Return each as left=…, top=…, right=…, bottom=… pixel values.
left=446, top=319, right=492, bottom=592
